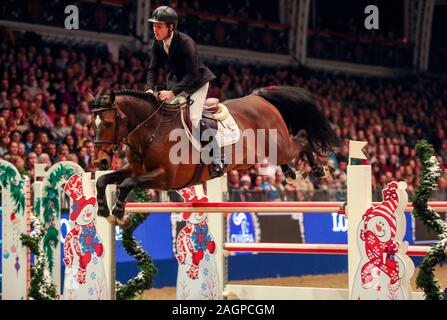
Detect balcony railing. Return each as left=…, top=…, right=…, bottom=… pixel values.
left=307, top=29, right=413, bottom=68
left=172, top=9, right=289, bottom=54
left=0, top=0, right=132, bottom=36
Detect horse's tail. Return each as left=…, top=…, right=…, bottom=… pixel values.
left=254, top=86, right=341, bottom=156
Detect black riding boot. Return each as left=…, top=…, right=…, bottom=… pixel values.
left=200, top=120, right=226, bottom=178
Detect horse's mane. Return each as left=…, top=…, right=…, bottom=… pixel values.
left=113, top=89, right=158, bottom=105
left=91, top=89, right=158, bottom=110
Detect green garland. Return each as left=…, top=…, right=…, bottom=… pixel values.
left=0, top=162, right=56, bottom=299
left=20, top=214, right=58, bottom=300
left=40, top=166, right=77, bottom=273
left=413, top=140, right=447, bottom=300
left=0, top=163, right=26, bottom=216
left=115, top=188, right=158, bottom=300
left=21, top=181, right=157, bottom=300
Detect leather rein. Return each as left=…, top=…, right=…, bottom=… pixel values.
left=92, top=97, right=192, bottom=161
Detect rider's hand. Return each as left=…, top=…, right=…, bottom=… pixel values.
left=159, top=90, right=175, bottom=101
left=146, top=88, right=154, bottom=94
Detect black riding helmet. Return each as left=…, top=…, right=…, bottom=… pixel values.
left=148, top=6, right=178, bottom=29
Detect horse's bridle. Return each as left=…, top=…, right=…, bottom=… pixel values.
left=92, top=106, right=123, bottom=158
left=92, top=100, right=166, bottom=160
left=92, top=91, right=194, bottom=162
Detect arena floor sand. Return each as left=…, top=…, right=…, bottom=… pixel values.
left=142, top=265, right=447, bottom=300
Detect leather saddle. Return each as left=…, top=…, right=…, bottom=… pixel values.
left=165, top=93, right=228, bottom=136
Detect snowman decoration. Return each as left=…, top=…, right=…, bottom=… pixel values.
left=175, top=184, right=221, bottom=300
left=352, top=181, right=415, bottom=300
left=62, top=173, right=108, bottom=300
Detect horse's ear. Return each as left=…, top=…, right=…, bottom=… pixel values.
left=87, top=91, right=95, bottom=102
left=95, top=87, right=104, bottom=99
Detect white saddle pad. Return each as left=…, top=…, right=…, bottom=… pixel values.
left=180, top=104, right=241, bottom=151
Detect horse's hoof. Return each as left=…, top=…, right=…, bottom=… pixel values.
left=116, top=215, right=132, bottom=229
left=97, top=206, right=110, bottom=218
left=105, top=215, right=117, bottom=225
left=111, top=202, right=126, bottom=219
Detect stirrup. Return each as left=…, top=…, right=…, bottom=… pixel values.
left=209, top=163, right=224, bottom=178
left=209, top=155, right=226, bottom=178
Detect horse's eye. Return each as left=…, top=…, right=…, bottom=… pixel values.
left=104, top=122, right=113, bottom=128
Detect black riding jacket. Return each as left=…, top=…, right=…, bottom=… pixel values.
left=146, top=31, right=215, bottom=95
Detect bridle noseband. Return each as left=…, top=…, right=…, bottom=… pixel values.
left=92, top=106, right=123, bottom=158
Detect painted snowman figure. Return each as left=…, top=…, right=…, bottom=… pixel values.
left=62, top=173, right=108, bottom=300
left=175, top=184, right=221, bottom=300
left=353, top=181, right=414, bottom=299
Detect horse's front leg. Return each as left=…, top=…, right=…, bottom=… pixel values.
left=96, top=165, right=132, bottom=224
left=112, top=167, right=166, bottom=228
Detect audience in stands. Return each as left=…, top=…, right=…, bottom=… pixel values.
left=0, top=32, right=446, bottom=201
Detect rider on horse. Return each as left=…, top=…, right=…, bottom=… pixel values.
left=146, top=5, right=225, bottom=177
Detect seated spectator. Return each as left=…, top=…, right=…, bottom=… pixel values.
left=239, top=175, right=252, bottom=202
left=37, top=153, right=52, bottom=170
left=63, top=134, right=77, bottom=153
left=36, top=131, right=50, bottom=149
left=32, top=142, right=43, bottom=156
left=46, top=103, right=59, bottom=126
left=77, top=146, right=89, bottom=170
left=23, top=130, right=35, bottom=153
left=51, top=116, right=71, bottom=143
left=67, top=153, right=79, bottom=164
left=274, top=170, right=286, bottom=200
left=58, top=143, right=70, bottom=158
left=12, top=107, right=28, bottom=132
left=262, top=175, right=281, bottom=202
left=228, top=169, right=241, bottom=201
left=0, top=91, right=11, bottom=109
left=28, top=101, right=52, bottom=131
left=83, top=139, right=95, bottom=163
left=5, top=141, right=19, bottom=159
left=25, top=152, right=38, bottom=177
left=76, top=101, right=91, bottom=125
left=10, top=155, right=25, bottom=174
left=258, top=159, right=276, bottom=177
left=10, top=130, right=22, bottom=144
left=251, top=175, right=265, bottom=201
left=17, top=142, right=26, bottom=159
left=72, top=123, right=86, bottom=148
left=23, top=75, right=40, bottom=98
left=45, top=142, right=58, bottom=163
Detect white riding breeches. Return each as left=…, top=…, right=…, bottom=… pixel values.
left=190, top=82, right=209, bottom=140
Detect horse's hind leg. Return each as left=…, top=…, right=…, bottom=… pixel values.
left=281, top=130, right=308, bottom=183
left=96, top=166, right=132, bottom=224
left=295, top=130, right=333, bottom=178
left=303, top=150, right=330, bottom=178
left=287, top=130, right=332, bottom=181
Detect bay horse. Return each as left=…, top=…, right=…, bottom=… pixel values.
left=91, top=86, right=340, bottom=227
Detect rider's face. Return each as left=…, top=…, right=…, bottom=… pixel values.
left=153, top=22, right=170, bottom=41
